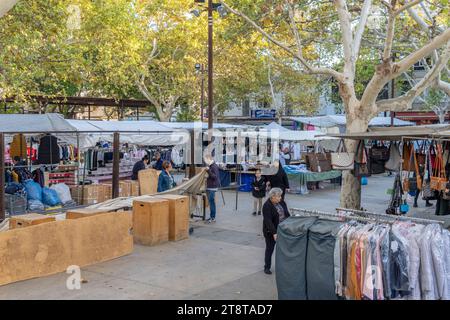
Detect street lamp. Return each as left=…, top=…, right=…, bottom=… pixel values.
left=192, top=0, right=227, bottom=131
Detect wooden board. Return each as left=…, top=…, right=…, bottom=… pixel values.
left=66, top=208, right=111, bottom=220
left=151, top=195, right=189, bottom=241
left=0, top=212, right=133, bottom=286
left=9, top=214, right=56, bottom=229
left=138, top=169, right=160, bottom=195
left=132, top=198, right=169, bottom=246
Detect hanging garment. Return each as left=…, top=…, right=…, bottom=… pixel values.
left=10, top=134, right=27, bottom=159
left=38, top=134, right=60, bottom=164
left=276, top=216, right=317, bottom=300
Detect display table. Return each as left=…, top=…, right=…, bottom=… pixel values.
left=287, top=170, right=342, bottom=194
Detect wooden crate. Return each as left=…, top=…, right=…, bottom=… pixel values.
left=66, top=208, right=111, bottom=220
left=9, top=214, right=56, bottom=229
left=138, top=169, right=160, bottom=195
left=132, top=198, right=169, bottom=246
left=0, top=212, right=132, bottom=286
left=152, top=195, right=189, bottom=241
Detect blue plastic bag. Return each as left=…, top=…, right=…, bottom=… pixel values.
left=24, top=179, right=42, bottom=201
left=361, top=177, right=368, bottom=185
left=42, top=187, right=61, bottom=206
left=400, top=202, right=409, bottom=214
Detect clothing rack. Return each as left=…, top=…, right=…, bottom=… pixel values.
left=335, top=207, right=445, bottom=225
left=290, top=208, right=398, bottom=224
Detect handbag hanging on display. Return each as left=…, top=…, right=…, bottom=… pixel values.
left=386, top=173, right=403, bottom=215
left=430, top=143, right=447, bottom=191
left=331, top=140, right=355, bottom=170
left=385, top=142, right=401, bottom=172
left=422, top=146, right=437, bottom=200
left=370, top=141, right=390, bottom=161
left=402, top=143, right=422, bottom=193
left=402, top=142, right=413, bottom=172
left=353, top=140, right=371, bottom=178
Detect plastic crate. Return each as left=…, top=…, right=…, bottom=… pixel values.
left=5, top=193, right=28, bottom=216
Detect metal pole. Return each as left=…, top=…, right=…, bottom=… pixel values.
left=112, top=132, right=120, bottom=198
left=390, top=53, right=395, bottom=127
left=207, top=0, right=214, bottom=131
left=88, top=105, right=91, bottom=120
left=137, top=106, right=140, bottom=121
left=201, top=64, right=205, bottom=122
left=189, top=129, right=196, bottom=178
left=0, top=133, right=5, bottom=221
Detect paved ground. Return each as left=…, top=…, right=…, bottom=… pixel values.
left=1, top=174, right=448, bottom=300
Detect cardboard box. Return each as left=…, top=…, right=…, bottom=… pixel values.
left=9, top=213, right=56, bottom=229
left=100, top=184, right=112, bottom=202
left=132, top=198, right=169, bottom=246
left=152, top=195, right=189, bottom=241
left=70, top=185, right=102, bottom=205
left=66, top=208, right=111, bottom=220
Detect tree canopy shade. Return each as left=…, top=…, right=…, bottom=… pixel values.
left=2, top=0, right=307, bottom=120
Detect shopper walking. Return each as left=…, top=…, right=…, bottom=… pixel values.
left=266, top=160, right=290, bottom=200
left=251, top=169, right=266, bottom=216
left=157, top=161, right=176, bottom=192
left=152, top=152, right=164, bottom=170
left=204, top=155, right=220, bottom=223
left=262, top=188, right=290, bottom=275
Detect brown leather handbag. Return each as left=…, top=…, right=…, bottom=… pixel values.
left=430, top=144, right=447, bottom=191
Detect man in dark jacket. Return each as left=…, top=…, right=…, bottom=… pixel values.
left=131, top=155, right=149, bottom=180
left=205, top=155, right=220, bottom=223
left=262, top=187, right=290, bottom=274
left=266, top=161, right=290, bottom=200
left=152, top=152, right=163, bottom=171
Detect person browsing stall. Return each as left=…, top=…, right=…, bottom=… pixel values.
left=157, top=161, right=177, bottom=192
left=204, top=154, right=220, bottom=223
left=152, top=152, right=164, bottom=171
left=251, top=169, right=266, bottom=216
left=131, top=155, right=149, bottom=180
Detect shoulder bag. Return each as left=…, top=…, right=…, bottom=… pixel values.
left=385, top=142, right=401, bottom=172
left=353, top=140, right=371, bottom=178
left=430, top=143, right=447, bottom=191
left=331, top=140, right=354, bottom=170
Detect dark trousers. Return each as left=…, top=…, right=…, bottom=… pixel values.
left=264, top=235, right=276, bottom=270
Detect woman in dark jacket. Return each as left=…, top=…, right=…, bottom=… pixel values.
left=266, top=161, right=290, bottom=200
left=262, top=187, right=290, bottom=275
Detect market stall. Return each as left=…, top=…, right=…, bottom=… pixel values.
left=0, top=114, right=190, bottom=220
left=328, top=124, right=450, bottom=216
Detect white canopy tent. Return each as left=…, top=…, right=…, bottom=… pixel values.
left=65, top=120, right=189, bottom=149
left=291, top=115, right=414, bottom=132
left=0, top=114, right=190, bottom=150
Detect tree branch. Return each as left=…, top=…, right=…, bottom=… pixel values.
left=220, top=1, right=343, bottom=81
left=383, top=1, right=397, bottom=60
left=353, top=0, right=372, bottom=62
left=377, top=42, right=450, bottom=112
left=334, top=0, right=354, bottom=71
left=394, top=28, right=450, bottom=77
left=394, top=0, right=423, bottom=16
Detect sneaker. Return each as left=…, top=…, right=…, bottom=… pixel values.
left=212, top=218, right=216, bottom=223
left=258, top=211, right=262, bottom=215
left=264, top=268, right=272, bottom=275
left=413, top=203, right=418, bottom=208
left=252, top=212, right=257, bottom=216
left=205, top=218, right=212, bottom=224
